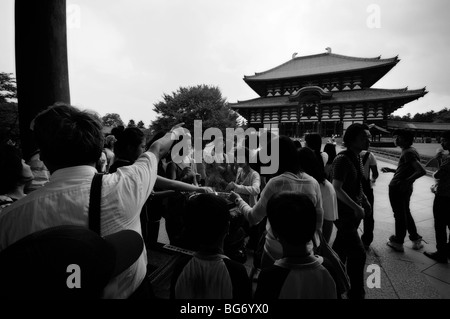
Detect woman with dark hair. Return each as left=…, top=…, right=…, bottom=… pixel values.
left=298, top=147, right=338, bottom=243
left=0, top=144, right=34, bottom=211
left=323, top=143, right=337, bottom=182
left=229, top=136, right=324, bottom=269
left=305, top=133, right=328, bottom=168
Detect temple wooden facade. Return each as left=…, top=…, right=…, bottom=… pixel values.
left=230, top=50, right=427, bottom=137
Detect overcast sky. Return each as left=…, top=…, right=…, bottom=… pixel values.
left=1, top=0, right=449, bottom=126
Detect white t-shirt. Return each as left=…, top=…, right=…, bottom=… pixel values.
left=320, top=180, right=338, bottom=221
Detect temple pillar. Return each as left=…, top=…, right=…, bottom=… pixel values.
left=15, top=0, right=70, bottom=158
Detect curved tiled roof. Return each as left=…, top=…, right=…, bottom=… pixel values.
left=244, top=53, right=399, bottom=81
left=230, top=87, right=427, bottom=109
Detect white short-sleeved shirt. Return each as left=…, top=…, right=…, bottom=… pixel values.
left=0, top=152, right=158, bottom=299
left=320, top=179, right=338, bottom=222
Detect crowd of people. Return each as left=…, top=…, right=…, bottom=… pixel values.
left=0, top=102, right=449, bottom=299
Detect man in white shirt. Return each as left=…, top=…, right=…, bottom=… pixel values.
left=0, top=103, right=183, bottom=299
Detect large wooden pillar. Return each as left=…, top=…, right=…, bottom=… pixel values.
left=15, top=0, right=70, bottom=158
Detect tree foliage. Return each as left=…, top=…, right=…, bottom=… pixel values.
left=150, top=85, right=238, bottom=136
left=127, top=119, right=136, bottom=128
left=389, top=108, right=450, bottom=123
left=0, top=73, right=19, bottom=144
left=102, top=113, right=124, bottom=127
left=0, top=72, right=17, bottom=104
left=137, top=120, right=145, bottom=129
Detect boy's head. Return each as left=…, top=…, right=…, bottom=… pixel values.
left=267, top=192, right=316, bottom=246
left=185, top=194, right=231, bottom=247
left=393, top=129, right=414, bottom=148
left=31, top=103, right=104, bottom=173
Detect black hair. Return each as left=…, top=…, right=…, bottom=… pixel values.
left=113, top=127, right=145, bottom=160
left=305, top=133, right=324, bottom=168
left=343, top=123, right=367, bottom=147
left=298, top=147, right=325, bottom=184
left=276, top=136, right=300, bottom=176
left=293, top=140, right=302, bottom=150
left=394, top=129, right=414, bottom=147
left=323, top=143, right=337, bottom=165
left=184, top=194, right=231, bottom=244
left=33, top=103, right=104, bottom=169
left=267, top=192, right=316, bottom=246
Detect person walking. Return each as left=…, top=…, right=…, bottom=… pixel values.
left=331, top=123, right=371, bottom=299
left=382, top=129, right=426, bottom=252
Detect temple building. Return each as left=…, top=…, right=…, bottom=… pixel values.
left=230, top=49, right=427, bottom=137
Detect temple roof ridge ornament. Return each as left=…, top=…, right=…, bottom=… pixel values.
left=289, top=86, right=333, bottom=101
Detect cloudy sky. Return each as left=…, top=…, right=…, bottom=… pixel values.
left=1, top=0, right=449, bottom=126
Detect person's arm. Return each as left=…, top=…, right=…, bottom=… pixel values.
left=155, top=176, right=213, bottom=193
left=332, top=179, right=365, bottom=219
left=369, top=154, right=379, bottom=181
left=147, top=123, right=185, bottom=163
left=231, top=172, right=261, bottom=196
left=369, top=164, right=379, bottom=181
left=229, top=181, right=272, bottom=226
left=381, top=167, right=396, bottom=173
left=405, top=160, right=426, bottom=184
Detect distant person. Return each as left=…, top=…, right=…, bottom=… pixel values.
left=360, top=143, right=379, bottom=249
left=382, top=129, right=426, bottom=252
left=255, top=192, right=336, bottom=299
left=0, top=144, right=34, bottom=211
left=104, top=134, right=116, bottom=171
left=298, top=147, right=338, bottom=244
left=0, top=103, right=184, bottom=298
left=170, top=193, right=251, bottom=299
left=331, top=123, right=371, bottom=299
left=323, top=143, right=337, bottom=182
left=424, top=131, right=450, bottom=263
left=226, top=147, right=261, bottom=207
left=305, top=133, right=328, bottom=167
left=24, top=149, right=49, bottom=193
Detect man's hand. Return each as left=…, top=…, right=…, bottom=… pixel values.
left=169, top=122, right=186, bottom=140
left=199, top=187, right=214, bottom=194
left=225, top=182, right=236, bottom=191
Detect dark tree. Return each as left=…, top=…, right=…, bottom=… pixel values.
left=150, top=84, right=238, bottom=135
left=102, top=113, right=124, bottom=127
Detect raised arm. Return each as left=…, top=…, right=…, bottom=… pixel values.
left=148, top=123, right=185, bottom=163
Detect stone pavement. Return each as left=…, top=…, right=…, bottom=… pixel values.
left=156, top=154, right=450, bottom=299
